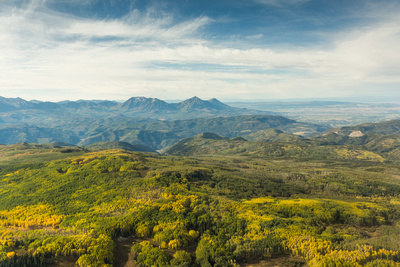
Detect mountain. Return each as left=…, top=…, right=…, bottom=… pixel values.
left=50, top=141, right=77, bottom=148
left=118, top=96, right=252, bottom=114
left=163, top=131, right=386, bottom=162
left=176, top=96, right=228, bottom=111
left=84, top=141, right=156, bottom=153
left=139, top=115, right=325, bottom=149
left=142, top=114, right=324, bottom=137
left=310, top=120, right=400, bottom=159
left=78, top=129, right=181, bottom=150
left=0, top=96, right=272, bottom=122
left=163, top=133, right=237, bottom=155
left=170, top=96, right=267, bottom=119
left=311, top=131, right=400, bottom=160
left=244, top=128, right=305, bottom=143
left=116, top=96, right=270, bottom=119
left=0, top=97, right=58, bottom=112
left=0, top=96, right=329, bottom=149
left=117, top=97, right=176, bottom=112
left=0, top=114, right=326, bottom=149
left=76, top=115, right=308, bottom=149
left=194, top=132, right=228, bottom=140
left=207, top=98, right=231, bottom=110
left=164, top=119, right=400, bottom=160
left=0, top=125, right=80, bottom=145
left=58, top=100, right=119, bottom=110
left=1, top=146, right=400, bottom=266
left=0, top=97, right=36, bottom=112
left=324, top=119, right=400, bottom=136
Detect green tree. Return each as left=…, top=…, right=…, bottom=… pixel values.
left=170, top=250, right=192, bottom=266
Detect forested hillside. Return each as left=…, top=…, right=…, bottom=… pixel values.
left=326, top=119, right=400, bottom=136
left=1, top=142, right=400, bottom=266
left=0, top=114, right=325, bottom=150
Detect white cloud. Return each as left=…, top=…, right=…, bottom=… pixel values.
left=0, top=1, right=400, bottom=101
left=254, top=0, right=310, bottom=6
left=331, top=21, right=400, bottom=81
left=63, top=10, right=211, bottom=43
left=245, top=34, right=264, bottom=40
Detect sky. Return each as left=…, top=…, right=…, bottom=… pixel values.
left=1, top=0, right=400, bottom=101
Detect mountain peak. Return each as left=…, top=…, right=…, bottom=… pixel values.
left=195, top=132, right=227, bottom=140
left=207, top=98, right=229, bottom=110
left=126, top=96, right=153, bottom=102
left=177, top=97, right=231, bottom=112
left=127, top=96, right=154, bottom=101
left=0, top=96, right=39, bottom=111
left=183, top=96, right=204, bottom=104
left=119, top=97, right=175, bottom=112
left=177, top=97, right=208, bottom=111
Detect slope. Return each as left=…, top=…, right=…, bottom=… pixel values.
left=1, top=145, right=400, bottom=266
left=326, top=119, right=400, bottom=136
left=84, top=141, right=156, bottom=153
left=164, top=131, right=388, bottom=162
left=0, top=113, right=326, bottom=150
left=244, top=128, right=305, bottom=143
left=0, top=96, right=271, bottom=122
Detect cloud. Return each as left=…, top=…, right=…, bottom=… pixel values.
left=0, top=0, right=400, bottom=101
left=0, top=2, right=211, bottom=46
left=245, top=34, right=264, bottom=40
left=254, top=0, right=309, bottom=6
left=332, top=21, right=400, bottom=81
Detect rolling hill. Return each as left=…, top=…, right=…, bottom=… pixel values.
left=244, top=128, right=305, bottom=143
left=84, top=141, right=156, bottom=153
left=1, top=98, right=400, bottom=266
left=1, top=96, right=315, bottom=149
left=163, top=127, right=400, bottom=162
left=0, top=106, right=327, bottom=150
left=164, top=132, right=385, bottom=162
left=325, top=119, right=400, bottom=136
left=1, top=142, right=400, bottom=266
left=76, top=115, right=326, bottom=149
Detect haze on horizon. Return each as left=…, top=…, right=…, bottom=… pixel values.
left=1, top=0, right=400, bottom=102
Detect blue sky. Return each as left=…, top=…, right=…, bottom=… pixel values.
left=1, top=0, right=400, bottom=101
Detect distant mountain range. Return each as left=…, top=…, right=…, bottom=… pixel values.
left=0, top=96, right=356, bottom=149
left=3, top=95, right=400, bottom=156
left=0, top=96, right=271, bottom=120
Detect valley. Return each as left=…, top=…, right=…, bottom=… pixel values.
left=3, top=0, right=400, bottom=265
left=1, top=97, right=400, bottom=266
left=229, top=101, right=400, bottom=128
left=0, top=97, right=326, bottom=149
